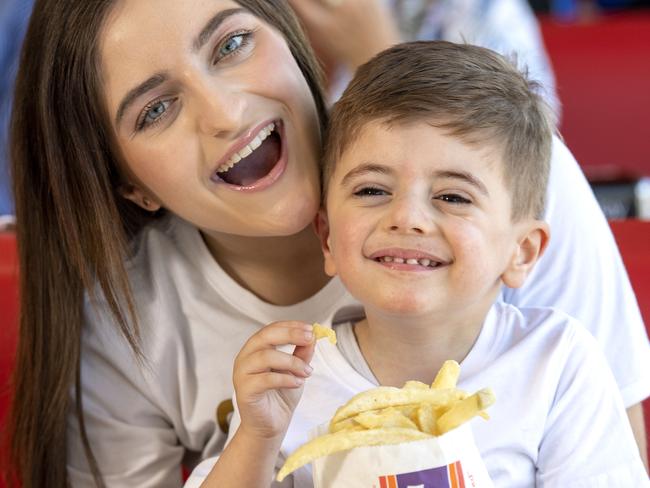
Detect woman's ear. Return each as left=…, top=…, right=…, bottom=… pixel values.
left=313, top=209, right=338, bottom=277
left=501, top=220, right=550, bottom=289
left=119, top=183, right=161, bottom=212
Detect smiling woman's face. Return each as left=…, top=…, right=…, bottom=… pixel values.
left=101, top=0, right=322, bottom=237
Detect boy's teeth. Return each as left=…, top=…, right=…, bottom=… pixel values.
left=380, top=256, right=438, bottom=267
left=216, top=122, right=275, bottom=173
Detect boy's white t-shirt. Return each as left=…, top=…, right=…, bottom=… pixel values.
left=188, top=303, right=649, bottom=487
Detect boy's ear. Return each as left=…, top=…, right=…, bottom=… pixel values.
left=119, top=183, right=161, bottom=212
left=501, top=220, right=550, bottom=289
left=313, top=209, right=338, bottom=277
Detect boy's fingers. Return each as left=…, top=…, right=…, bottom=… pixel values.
left=238, top=372, right=305, bottom=399
left=292, top=340, right=316, bottom=366
left=242, top=321, right=313, bottom=354
left=239, top=349, right=313, bottom=378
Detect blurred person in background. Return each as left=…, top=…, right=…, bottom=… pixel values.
left=0, top=0, right=34, bottom=229
left=289, top=0, right=559, bottom=114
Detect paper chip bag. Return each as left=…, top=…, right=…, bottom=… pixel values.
left=311, top=422, right=493, bottom=488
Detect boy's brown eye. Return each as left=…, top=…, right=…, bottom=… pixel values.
left=437, top=194, right=471, bottom=204
left=354, top=187, right=388, bottom=197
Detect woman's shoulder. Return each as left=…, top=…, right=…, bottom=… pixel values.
left=126, top=214, right=194, bottom=268
left=83, top=215, right=205, bottom=350
left=491, top=301, right=593, bottom=352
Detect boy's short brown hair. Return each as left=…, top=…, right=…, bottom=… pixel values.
left=323, top=41, right=555, bottom=220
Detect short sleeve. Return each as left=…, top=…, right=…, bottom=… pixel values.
left=536, top=326, right=649, bottom=486
left=502, top=137, right=650, bottom=406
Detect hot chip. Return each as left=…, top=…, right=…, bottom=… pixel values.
left=312, top=323, right=337, bottom=345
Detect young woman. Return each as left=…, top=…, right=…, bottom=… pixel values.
left=7, top=0, right=648, bottom=487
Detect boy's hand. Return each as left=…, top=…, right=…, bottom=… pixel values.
left=233, top=321, right=316, bottom=441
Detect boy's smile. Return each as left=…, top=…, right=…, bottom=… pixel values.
left=320, top=119, right=545, bottom=325
left=369, top=247, right=449, bottom=271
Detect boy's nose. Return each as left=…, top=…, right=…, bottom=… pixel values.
left=385, top=196, right=434, bottom=235
left=388, top=223, right=425, bottom=234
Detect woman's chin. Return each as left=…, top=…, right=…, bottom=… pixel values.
left=268, top=197, right=320, bottom=236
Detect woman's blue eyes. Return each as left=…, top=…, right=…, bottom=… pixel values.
left=144, top=100, right=169, bottom=123
left=219, top=34, right=243, bottom=57
left=136, top=99, right=175, bottom=131
left=213, top=31, right=252, bottom=64
left=134, top=31, right=253, bottom=132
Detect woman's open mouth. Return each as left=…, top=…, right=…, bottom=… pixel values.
left=211, top=121, right=285, bottom=190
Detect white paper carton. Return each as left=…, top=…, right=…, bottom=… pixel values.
left=311, top=423, right=493, bottom=488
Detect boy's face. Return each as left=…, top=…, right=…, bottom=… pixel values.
left=319, top=120, right=547, bottom=320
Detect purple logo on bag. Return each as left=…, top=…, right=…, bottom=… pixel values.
left=378, top=460, right=465, bottom=488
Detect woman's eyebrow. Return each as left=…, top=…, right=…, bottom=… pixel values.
left=115, top=72, right=168, bottom=126
left=114, top=8, right=246, bottom=127
left=194, top=8, right=246, bottom=52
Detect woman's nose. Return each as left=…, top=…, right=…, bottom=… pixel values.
left=190, top=75, right=246, bottom=137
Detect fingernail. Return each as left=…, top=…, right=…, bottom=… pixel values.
left=295, top=377, right=305, bottom=385
left=304, top=330, right=314, bottom=341
left=304, top=364, right=313, bottom=375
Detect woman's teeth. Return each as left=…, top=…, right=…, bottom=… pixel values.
left=378, top=256, right=440, bottom=267
left=216, top=122, right=276, bottom=174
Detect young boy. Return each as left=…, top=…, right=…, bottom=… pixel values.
left=187, top=41, right=648, bottom=487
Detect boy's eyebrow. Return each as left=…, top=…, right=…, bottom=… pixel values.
left=115, top=8, right=246, bottom=126
left=434, top=170, right=489, bottom=196
left=339, top=163, right=395, bottom=186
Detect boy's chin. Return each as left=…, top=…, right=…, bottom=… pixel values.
left=368, top=300, right=438, bottom=320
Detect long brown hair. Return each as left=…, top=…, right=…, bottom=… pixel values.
left=6, top=1, right=327, bottom=486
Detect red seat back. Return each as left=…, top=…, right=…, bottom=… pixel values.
left=0, top=232, right=18, bottom=488
left=0, top=232, right=18, bottom=426
left=540, top=12, right=650, bottom=177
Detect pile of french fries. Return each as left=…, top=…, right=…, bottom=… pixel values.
left=277, top=355, right=495, bottom=482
